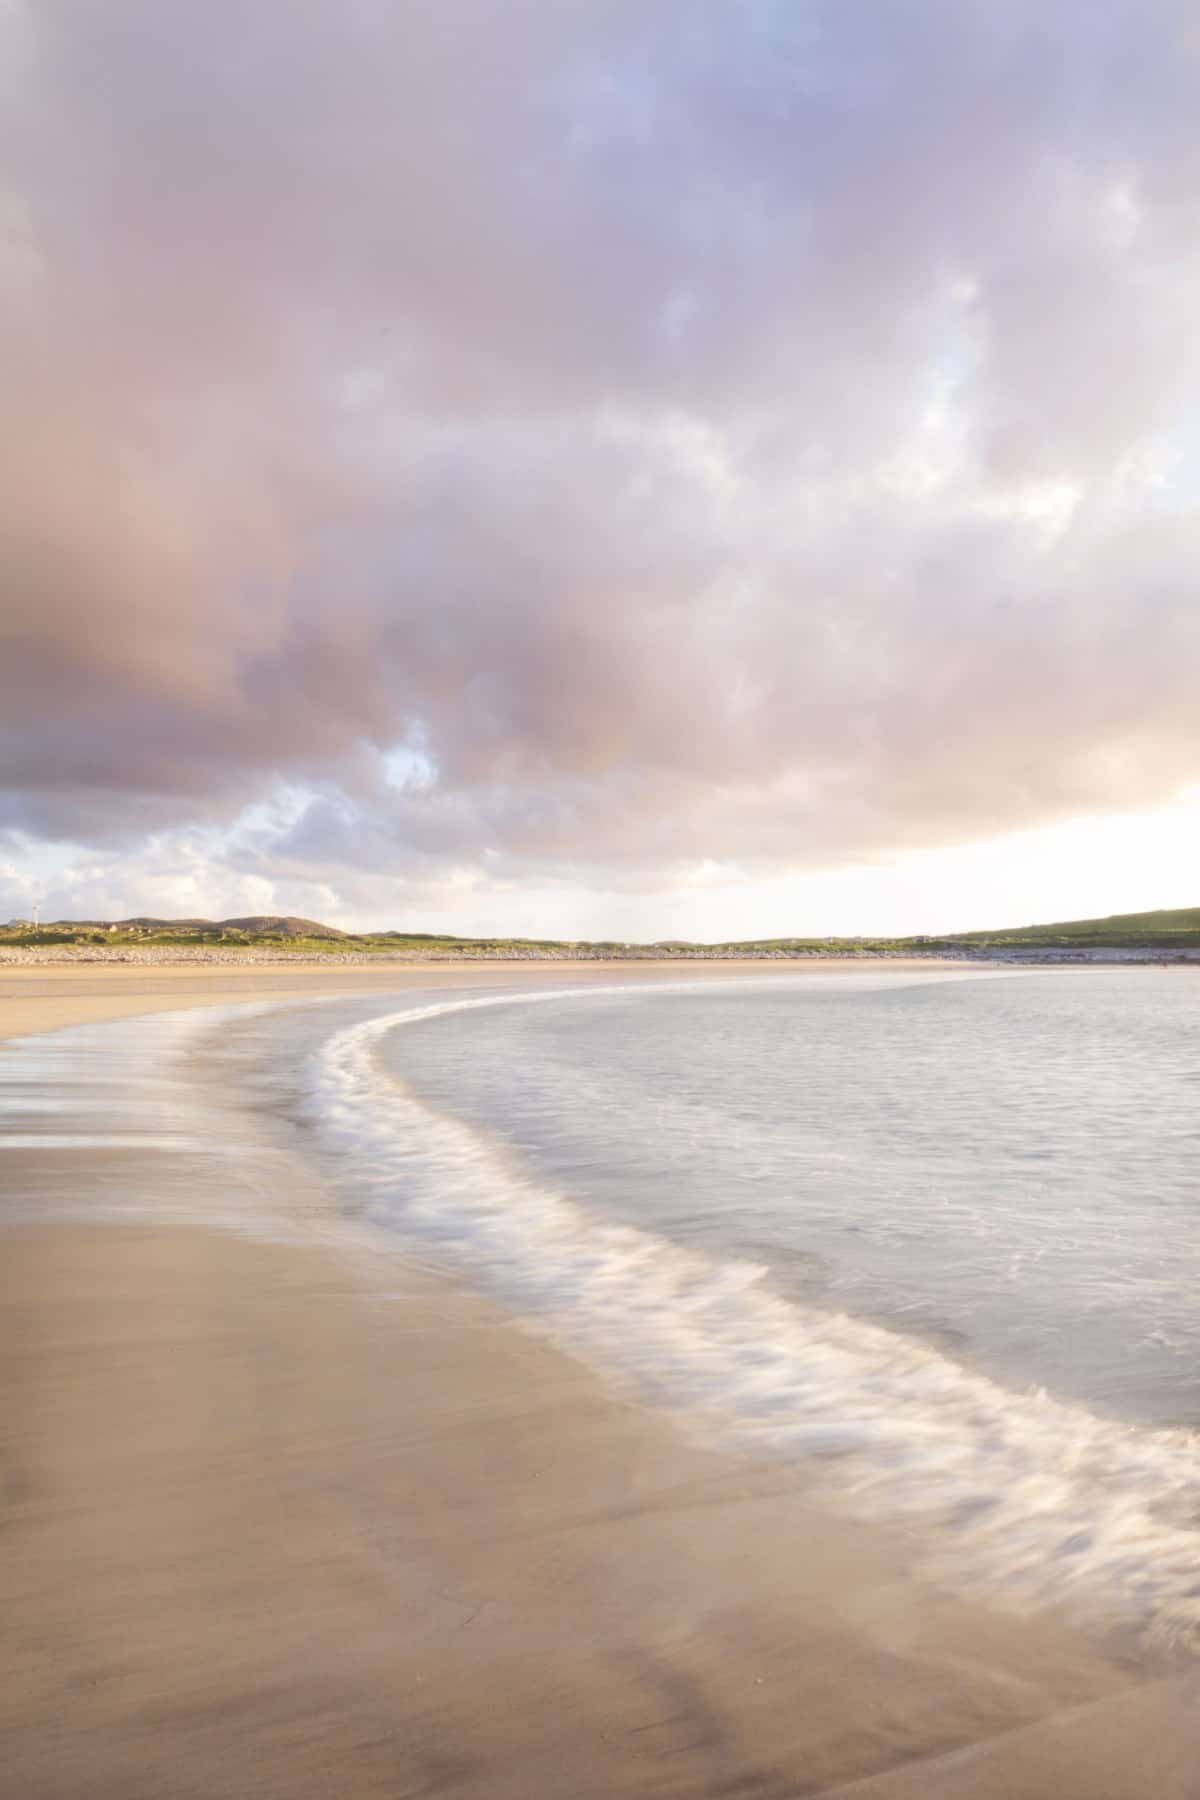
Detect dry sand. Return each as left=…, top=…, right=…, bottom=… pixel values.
left=2, top=964, right=1198, bottom=1797
left=0, top=955, right=951, bottom=1042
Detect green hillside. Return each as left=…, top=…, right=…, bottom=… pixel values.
left=949, top=906, right=1200, bottom=950
left=2, top=906, right=1198, bottom=956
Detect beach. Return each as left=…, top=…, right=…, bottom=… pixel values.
left=0, top=955, right=958, bottom=1040
left=3, top=963, right=1198, bottom=1797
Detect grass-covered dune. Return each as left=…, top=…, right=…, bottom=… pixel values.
left=0, top=915, right=657, bottom=958
left=948, top=906, right=1200, bottom=951
left=2, top=906, right=1199, bottom=958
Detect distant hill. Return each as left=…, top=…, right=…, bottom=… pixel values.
left=218, top=915, right=349, bottom=939
left=951, top=906, right=1200, bottom=948
left=3, top=904, right=1198, bottom=957
left=117, top=914, right=348, bottom=940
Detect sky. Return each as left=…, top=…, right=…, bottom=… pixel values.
left=3, top=0, right=1200, bottom=938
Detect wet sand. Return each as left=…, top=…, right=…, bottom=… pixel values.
left=2, top=965, right=1198, bottom=1796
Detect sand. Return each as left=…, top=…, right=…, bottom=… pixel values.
left=0, top=955, right=953, bottom=1041
left=2, top=963, right=1198, bottom=1797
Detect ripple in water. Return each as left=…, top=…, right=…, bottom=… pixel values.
left=308, top=976, right=1200, bottom=1654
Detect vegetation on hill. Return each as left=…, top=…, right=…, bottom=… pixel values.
left=116, top=914, right=348, bottom=939
left=948, top=906, right=1200, bottom=950
left=1, top=907, right=1197, bottom=957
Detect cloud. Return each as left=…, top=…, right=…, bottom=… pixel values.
left=4, top=0, right=1200, bottom=909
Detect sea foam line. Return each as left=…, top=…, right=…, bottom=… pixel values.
left=309, top=985, right=1200, bottom=1652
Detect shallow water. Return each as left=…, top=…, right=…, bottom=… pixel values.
left=5, top=967, right=1200, bottom=1651
left=374, top=969, right=1200, bottom=1427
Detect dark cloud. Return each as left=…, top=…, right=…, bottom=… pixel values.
left=3, top=0, right=1200, bottom=897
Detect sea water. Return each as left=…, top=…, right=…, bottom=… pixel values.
left=6, top=967, right=1200, bottom=1649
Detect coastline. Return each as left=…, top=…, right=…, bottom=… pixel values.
left=3, top=966, right=1198, bottom=1795
left=3, top=943, right=1198, bottom=973
left=2, top=1221, right=1163, bottom=1800
left=0, top=955, right=957, bottom=1042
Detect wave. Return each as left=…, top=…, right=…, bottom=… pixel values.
left=310, top=988, right=1200, bottom=1653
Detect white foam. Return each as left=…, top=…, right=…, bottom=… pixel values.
left=310, top=987, right=1200, bottom=1654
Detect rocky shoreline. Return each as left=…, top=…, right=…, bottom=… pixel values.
left=3, top=943, right=1198, bottom=967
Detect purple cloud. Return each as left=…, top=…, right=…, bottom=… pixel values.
left=3, top=0, right=1200, bottom=899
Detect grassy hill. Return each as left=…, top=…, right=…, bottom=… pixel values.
left=1, top=915, right=355, bottom=952
left=947, top=906, right=1200, bottom=950
left=2, top=907, right=1198, bottom=957
left=116, top=914, right=349, bottom=939
left=0, top=916, right=633, bottom=957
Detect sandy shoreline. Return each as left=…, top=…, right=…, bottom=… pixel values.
left=0, top=955, right=956, bottom=1042
left=3, top=964, right=1199, bottom=1795
left=3, top=1223, right=1166, bottom=1800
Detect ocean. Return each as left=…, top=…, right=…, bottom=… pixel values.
left=7, top=966, right=1200, bottom=1652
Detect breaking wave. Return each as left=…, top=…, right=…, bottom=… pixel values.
left=310, top=990, right=1200, bottom=1655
